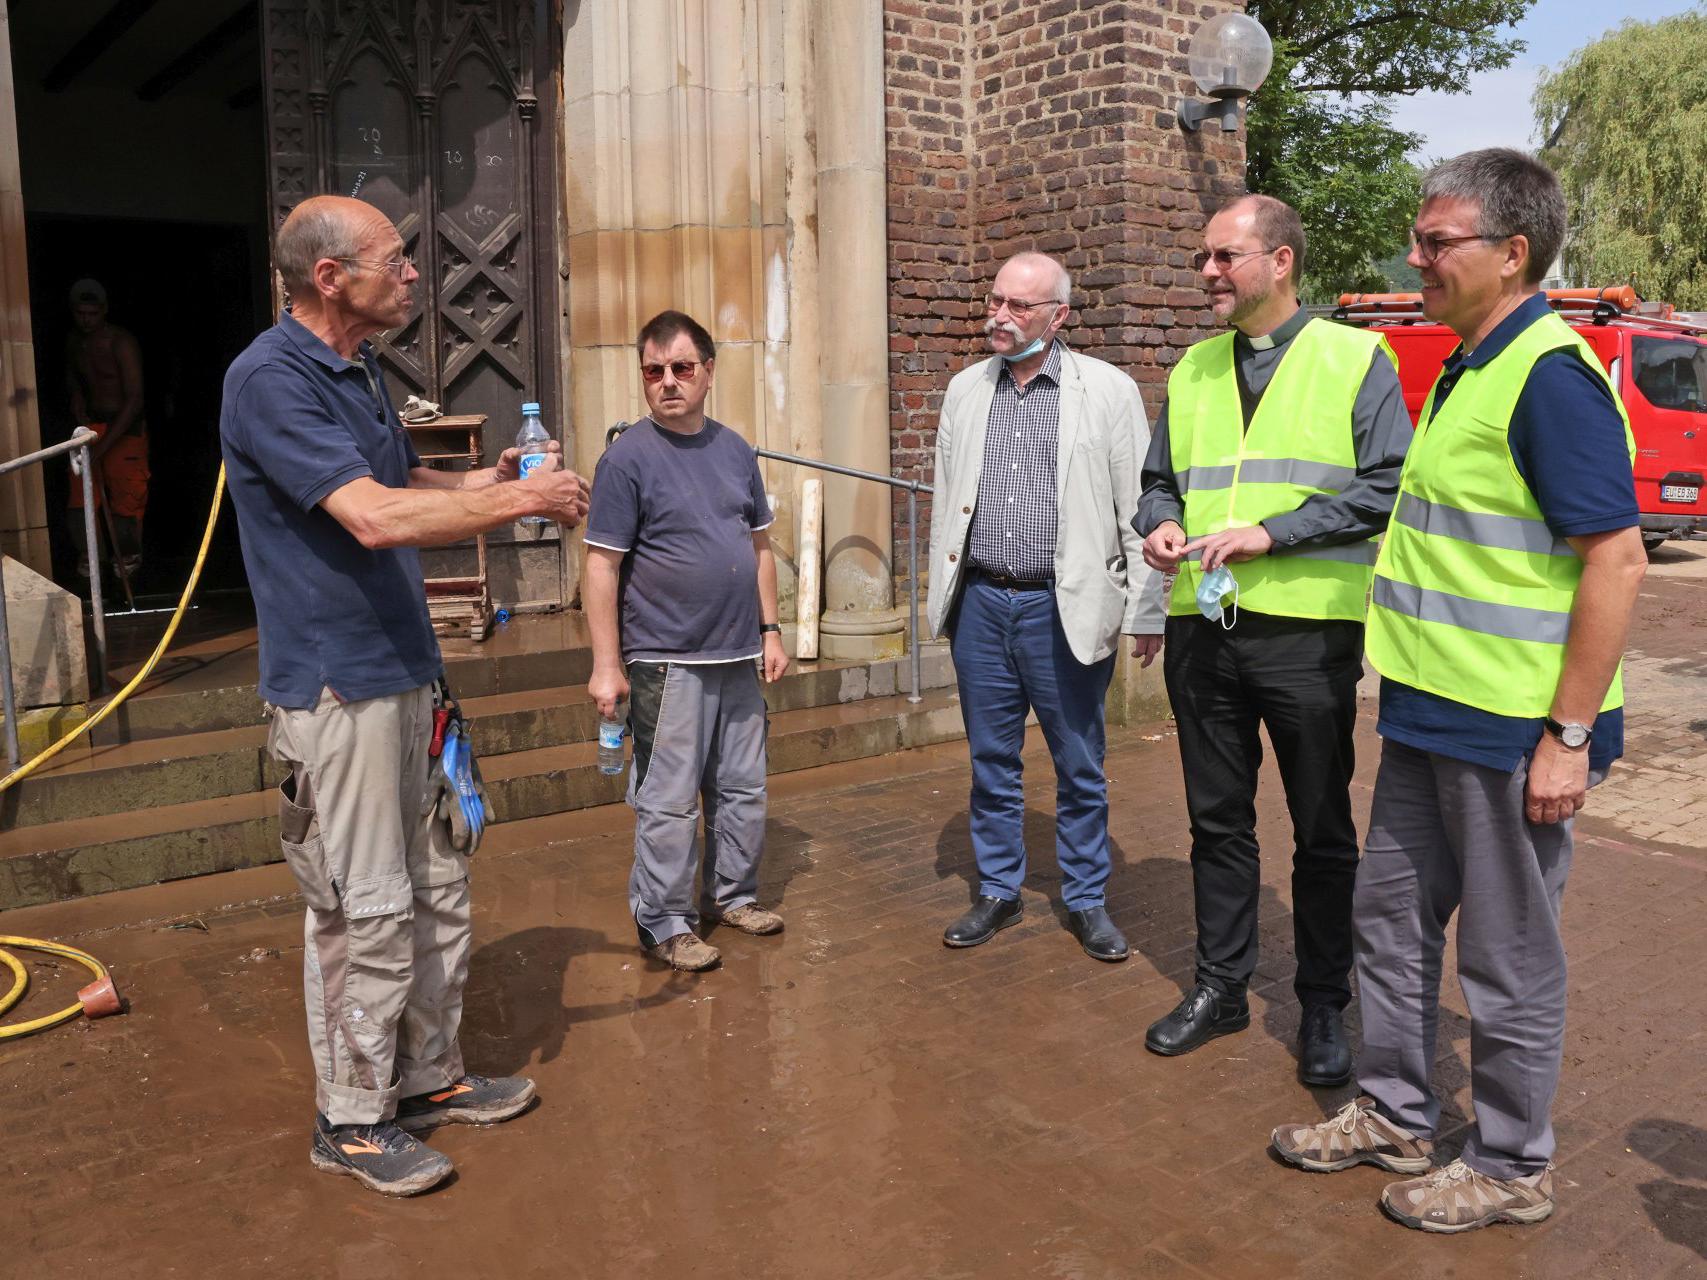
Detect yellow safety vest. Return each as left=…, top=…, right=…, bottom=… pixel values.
left=1166, top=318, right=1395, bottom=621
left=1365, top=309, right=1636, bottom=717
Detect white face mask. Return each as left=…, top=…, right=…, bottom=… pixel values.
left=1195, top=563, right=1239, bottom=629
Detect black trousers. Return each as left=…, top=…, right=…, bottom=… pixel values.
left=1162, top=611, right=1363, bottom=1010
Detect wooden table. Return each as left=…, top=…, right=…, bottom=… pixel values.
left=404, top=413, right=493, bottom=641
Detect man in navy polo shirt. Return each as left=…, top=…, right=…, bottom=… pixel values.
left=220, top=195, right=589, bottom=1197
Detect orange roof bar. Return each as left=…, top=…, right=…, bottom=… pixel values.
left=1337, top=285, right=1644, bottom=311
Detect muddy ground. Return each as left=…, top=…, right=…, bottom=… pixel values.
left=6, top=546, right=1707, bottom=1278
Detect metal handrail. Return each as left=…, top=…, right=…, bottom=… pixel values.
left=0, top=428, right=106, bottom=769
left=753, top=447, right=933, bottom=704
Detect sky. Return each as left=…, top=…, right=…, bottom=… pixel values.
left=1378, top=0, right=1701, bottom=162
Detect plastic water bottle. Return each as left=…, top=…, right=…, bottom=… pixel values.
left=516, top=401, right=551, bottom=527
left=597, top=700, right=627, bottom=776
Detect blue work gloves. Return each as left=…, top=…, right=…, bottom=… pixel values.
left=428, top=706, right=493, bottom=855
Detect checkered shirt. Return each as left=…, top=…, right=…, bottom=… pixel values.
left=967, top=340, right=1062, bottom=581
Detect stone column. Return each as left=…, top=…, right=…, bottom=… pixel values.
left=561, top=0, right=804, bottom=617
left=811, top=0, right=902, bottom=660
left=0, top=1, right=50, bottom=573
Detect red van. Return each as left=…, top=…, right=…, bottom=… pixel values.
left=1334, top=288, right=1707, bottom=552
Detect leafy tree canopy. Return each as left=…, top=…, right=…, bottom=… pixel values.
left=1243, top=1, right=1535, bottom=299
left=1535, top=7, right=1707, bottom=309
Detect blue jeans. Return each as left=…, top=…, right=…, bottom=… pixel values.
left=950, top=575, right=1117, bottom=910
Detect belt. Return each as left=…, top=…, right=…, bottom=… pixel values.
left=973, top=568, right=1053, bottom=591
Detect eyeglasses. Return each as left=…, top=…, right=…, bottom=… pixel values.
left=640, top=359, right=705, bottom=383
left=1407, top=230, right=1512, bottom=264
left=985, top=294, right=1061, bottom=318
left=338, top=255, right=414, bottom=280
left=1191, top=247, right=1274, bottom=272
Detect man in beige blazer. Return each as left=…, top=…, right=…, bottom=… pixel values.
left=927, top=251, right=1165, bottom=962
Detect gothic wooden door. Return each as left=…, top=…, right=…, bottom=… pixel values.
left=260, top=0, right=562, bottom=594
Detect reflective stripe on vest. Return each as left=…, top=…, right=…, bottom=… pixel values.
left=1365, top=310, right=1636, bottom=717
left=1165, top=318, right=1394, bottom=621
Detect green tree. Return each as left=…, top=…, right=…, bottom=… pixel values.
left=1535, top=8, right=1707, bottom=308
left=1243, top=1, right=1535, bottom=299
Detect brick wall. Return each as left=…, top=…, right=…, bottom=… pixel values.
left=883, top=0, right=1249, bottom=574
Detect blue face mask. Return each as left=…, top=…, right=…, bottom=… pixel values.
left=1001, top=335, right=1047, bottom=362
left=1196, top=563, right=1239, bottom=628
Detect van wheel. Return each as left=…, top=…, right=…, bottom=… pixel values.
left=1642, top=532, right=1668, bottom=554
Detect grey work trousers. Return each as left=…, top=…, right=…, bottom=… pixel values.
left=1354, top=738, right=1598, bottom=1179
left=626, top=659, right=769, bottom=945
left=267, top=685, right=470, bottom=1126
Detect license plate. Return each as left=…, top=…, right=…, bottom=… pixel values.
left=1662, top=484, right=1700, bottom=503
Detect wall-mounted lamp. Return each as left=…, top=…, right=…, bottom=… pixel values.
left=1178, top=13, right=1273, bottom=133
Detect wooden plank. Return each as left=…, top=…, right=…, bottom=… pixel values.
left=796, top=477, right=821, bottom=660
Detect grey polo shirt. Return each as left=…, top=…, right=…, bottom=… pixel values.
left=1134, top=307, right=1412, bottom=550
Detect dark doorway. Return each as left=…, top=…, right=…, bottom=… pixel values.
left=10, top=0, right=269, bottom=598
left=24, top=217, right=264, bottom=592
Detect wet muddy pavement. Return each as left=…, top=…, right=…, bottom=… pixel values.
left=9, top=550, right=1707, bottom=1278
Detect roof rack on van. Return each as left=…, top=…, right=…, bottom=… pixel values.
left=1331, top=287, right=1707, bottom=338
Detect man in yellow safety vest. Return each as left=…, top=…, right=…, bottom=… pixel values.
left=1271, top=149, right=1647, bottom=1234
left=1135, top=194, right=1411, bottom=1081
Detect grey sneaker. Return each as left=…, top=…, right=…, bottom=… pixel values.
left=310, top=1115, right=453, bottom=1197
left=711, top=903, right=784, bottom=936
left=647, top=932, right=722, bottom=971
left=1272, top=1096, right=1434, bottom=1174
left=1380, top=1158, right=1555, bottom=1233
left=395, top=1074, right=537, bottom=1133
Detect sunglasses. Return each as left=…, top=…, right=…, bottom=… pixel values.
left=1191, top=247, right=1275, bottom=272
left=640, top=359, right=705, bottom=383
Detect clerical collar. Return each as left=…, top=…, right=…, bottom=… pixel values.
left=1235, top=305, right=1309, bottom=353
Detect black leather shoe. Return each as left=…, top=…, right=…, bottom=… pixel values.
left=943, top=895, right=1023, bottom=948
left=1298, top=1004, right=1353, bottom=1087
left=1066, top=906, right=1129, bottom=962
left=1144, top=983, right=1250, bottom=1056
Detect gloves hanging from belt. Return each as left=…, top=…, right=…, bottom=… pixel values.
left=426, top=676, right=492, bottom=854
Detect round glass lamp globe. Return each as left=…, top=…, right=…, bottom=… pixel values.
left=1187, top=13, right=1273, bottom=96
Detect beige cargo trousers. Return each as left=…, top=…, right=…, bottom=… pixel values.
left=267, top=684, right=469, bottom=1126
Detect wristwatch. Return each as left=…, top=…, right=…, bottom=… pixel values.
left=759, top=622, right=782, bottom=635
left=1543, top=716, right=1592, bottom=750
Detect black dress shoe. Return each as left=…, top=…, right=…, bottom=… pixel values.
left=943, top=895, right=1023, bottom=948
left=1066, top=906, right=1129, bottom=962
left=1144, top=983, right=1250, bottom=1056
left=1298, top=1003, right=1353, bottom=1087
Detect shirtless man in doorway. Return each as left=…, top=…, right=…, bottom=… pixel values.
left=66, top=278, right=148, bottom=580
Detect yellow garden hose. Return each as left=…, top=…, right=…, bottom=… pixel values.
left=0, top=469, right=224, bottom=1036
left=0, top=945, right=26, bottom=1018
left=0, top=464, right=226, bottom=794
left=0, top=936, right=118, bottom=1039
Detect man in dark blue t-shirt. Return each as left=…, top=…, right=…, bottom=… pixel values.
left=1271, top=151, right=1648, bottom=1233
left=220, top=195, right=589, bottom=1198
left=584, top=310, right=790, bottom=973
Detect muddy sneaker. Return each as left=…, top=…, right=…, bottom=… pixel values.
left=310, top=1115, right=453, bottom=1197
left=1380, top=1158, right=1555, bottom=1233
left=395, top=1074, right=538, bottom=1133
left=1272, top=1096, right=1434, bottom=1174
left=647, top=932, right=722, bottom=971
left=711, top=903, right=784, bottom=936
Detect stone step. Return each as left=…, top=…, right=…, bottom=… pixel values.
left=84, top=641, right=599, bottom=746
left=2, top=651, right=955, bottom=829
left=0, top=689, right=966, bottom=910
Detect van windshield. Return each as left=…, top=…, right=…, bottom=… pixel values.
left=1631, top=336, right=1707, bottom=413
